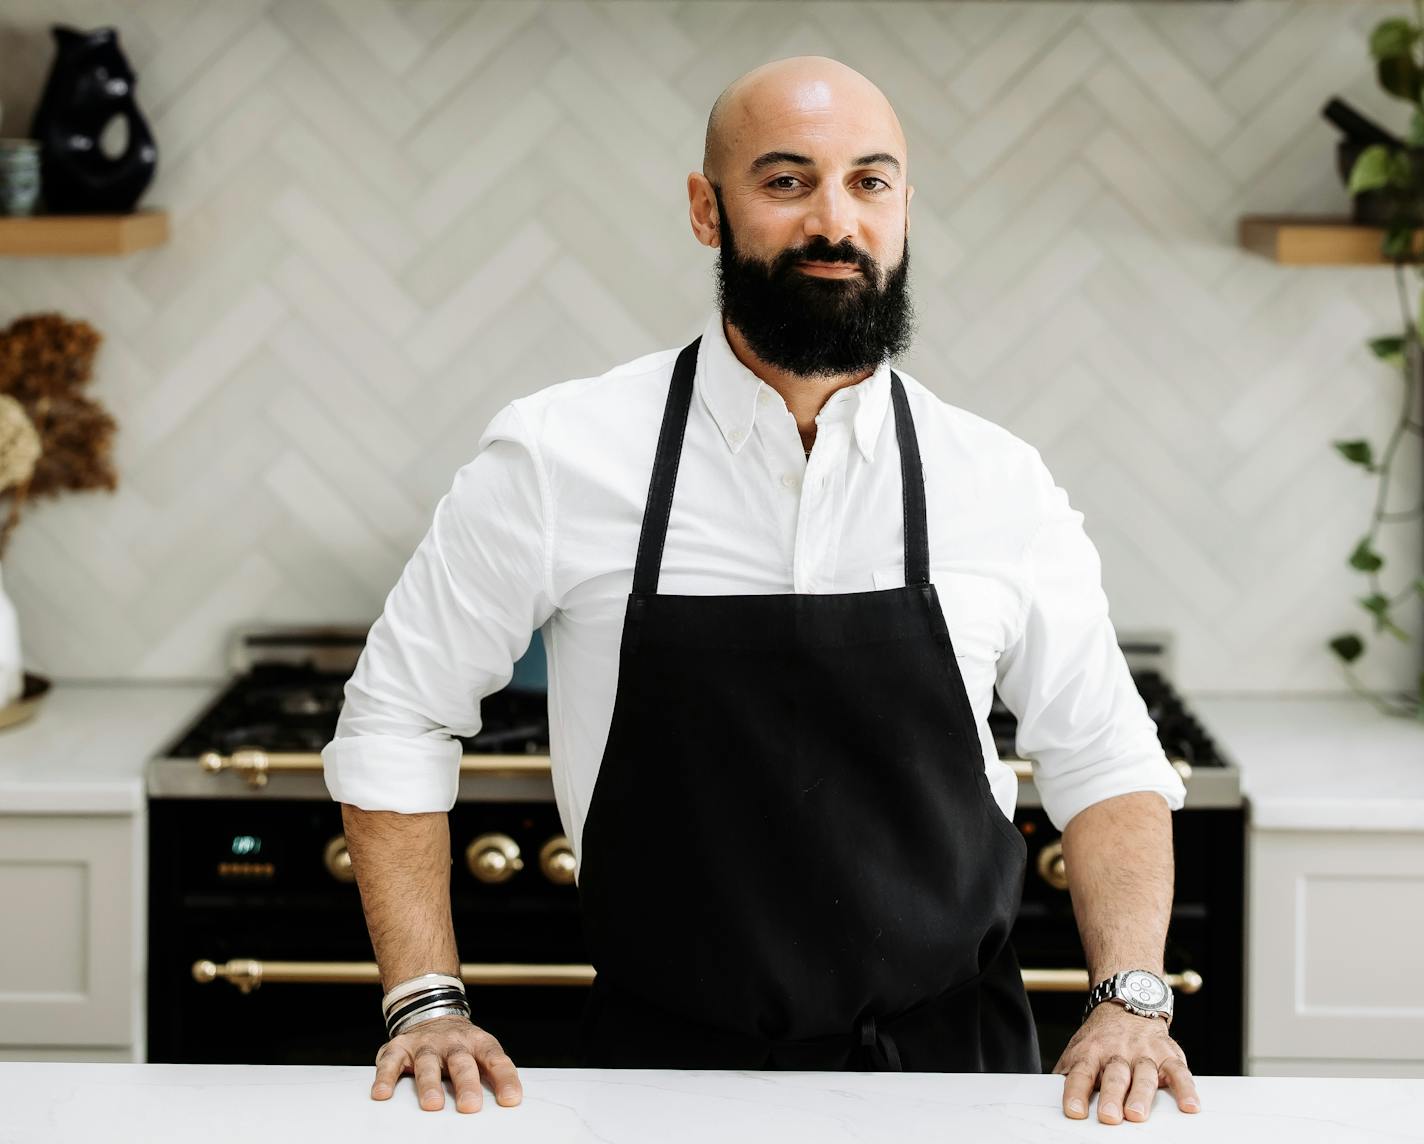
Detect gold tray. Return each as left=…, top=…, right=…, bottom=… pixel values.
left=0, top=672, right=51, bottom=731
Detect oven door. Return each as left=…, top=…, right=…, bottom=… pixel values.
left=147, top=797, right=589, bottom=1066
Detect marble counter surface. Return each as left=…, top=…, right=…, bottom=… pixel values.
left=1185, top=692, right=1424, bottom=831
left=0, top=681, right=217, bottom=813
left=2, top=1063, right=1421, bottom=1143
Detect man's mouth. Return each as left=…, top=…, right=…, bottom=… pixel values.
left=798, top=260, right=862, bottom=276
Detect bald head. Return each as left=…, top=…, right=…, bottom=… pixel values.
left=702, top=56, right=907, bottom=187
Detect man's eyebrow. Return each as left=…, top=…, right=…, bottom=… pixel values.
left=748, top=150, right=902, bottom=175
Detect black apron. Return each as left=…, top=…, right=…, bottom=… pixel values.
left=575, top=336, right=1040, bottom=1073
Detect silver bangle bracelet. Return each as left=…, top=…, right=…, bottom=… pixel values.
left=387, top=990, right=470, bottom=1035
left=382, top=972, right=466, bottom=1020
left=389, top=1002, right=471, bottom=1038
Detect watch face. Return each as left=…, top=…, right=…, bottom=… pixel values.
left=1122, top=971, right=1166, bottom=1008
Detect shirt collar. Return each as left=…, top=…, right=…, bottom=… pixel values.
left=695, top=310, right=893, bottom=463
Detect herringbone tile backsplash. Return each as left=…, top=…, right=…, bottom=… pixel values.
left=0, top=0, right=1419, bottom=694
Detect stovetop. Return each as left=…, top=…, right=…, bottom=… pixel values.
left=157, top=660, right=1228, bottom=770
left=147, top=625, right=1241, bottom=807
left=160, top=661, right=552, bottom=759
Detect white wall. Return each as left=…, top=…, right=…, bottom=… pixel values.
left=0, top=0, right=1418, bottom=693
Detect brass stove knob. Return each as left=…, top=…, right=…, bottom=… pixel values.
left=324, top=835, right=355, bottom=883
left=1036, top=839, right=1069, bottom=891
left=539, top=835, right=576, bottom=885
left=466, top=833, right=524, bottom=884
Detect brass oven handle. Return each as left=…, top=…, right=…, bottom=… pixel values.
left=191, top=959, right=597, bottom=994
left=199, top=750, right=552, bottom=789
left=1021, top=968, right=1203, bottom=994
left=199, top=751, right=1191, bottom=790
left=192, top=959, right=1202, bottom=997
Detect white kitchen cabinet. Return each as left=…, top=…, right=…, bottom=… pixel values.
left=0, top=683, right=209, bottom=1062
left=1187, top=695, right=1424, bottom=1080
left=0, top=811, right=146, bottom=1062
left=1246, top=828, right=1424, bottom=1077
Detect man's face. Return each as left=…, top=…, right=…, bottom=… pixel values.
left=709, top=153, right=915, bottom=379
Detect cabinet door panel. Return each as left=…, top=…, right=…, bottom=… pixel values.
left=1250, top=830, right=1424, bottom=1062
left=0, top=815, right=137, bottom=1046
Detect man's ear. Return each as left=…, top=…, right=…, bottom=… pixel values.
left=687, top=172, right=720, bottom=248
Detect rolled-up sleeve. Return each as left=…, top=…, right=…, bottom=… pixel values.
left=994, top=448, right=1187, bottom=833
left=321, top=400, right=555, bottom=813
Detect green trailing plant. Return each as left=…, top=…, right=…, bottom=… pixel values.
left=1335, top=8, right=1424, bottom=719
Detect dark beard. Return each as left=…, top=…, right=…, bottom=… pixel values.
left=711, top=183, right=915, bottom=379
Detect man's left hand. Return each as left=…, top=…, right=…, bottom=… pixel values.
left=1051, top=1002, right=1202, bottom=1123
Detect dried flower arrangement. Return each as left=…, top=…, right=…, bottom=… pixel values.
left=0, top=312, right=118, bottom=561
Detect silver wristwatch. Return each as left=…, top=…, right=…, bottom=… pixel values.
left=1083, top=969, right=1174, bottom=1026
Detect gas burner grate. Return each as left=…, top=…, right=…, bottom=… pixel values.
left=988, top=668, right=1226, bottom=768
left=161, top=662, right=551, bottom=759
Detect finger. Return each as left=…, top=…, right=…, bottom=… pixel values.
left=371, top=1044, right=409, bottom=1100
left=1097, top=1054, right=1133, bottom=1124
left=446, top=1047, right=483, bottom=1114
left=476, top=1036, right=523, bottom=1106
left=412, top=1044, right=446, bottom=1111
left=1061, top=1060, right=1096, bottom=1119
left=1123, top=1057, right=1160, bottom=1122
left=1161, top=1056, right=1202, bottom=1113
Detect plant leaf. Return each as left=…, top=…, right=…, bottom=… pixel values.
left=1384, top=225, right=1417, bottom=259
left=1334, top=439, right=1376, bottom=469
left=1350, top=144, right=1396, bottom=193
left=1371, top=17, right=1419, bottom=59
left=1379, top=55, right=1424, bottom=102
left=1329, top=633, right=1365, bottom=662
left=1390, top=148, right=1418, bottom=188
left=1350, top=539, right=1385, bottom=572
left=1369, top=335, right=1407, bottom=367
left=1355, top=595, right=1401, bottom=641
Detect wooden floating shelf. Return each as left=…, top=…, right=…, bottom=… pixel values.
left=1238, top=214, right=1424, bottom=265
left=0, top=208, right=168, bottom=256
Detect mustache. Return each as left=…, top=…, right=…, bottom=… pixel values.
left=774, top=242, right=876, bottom=277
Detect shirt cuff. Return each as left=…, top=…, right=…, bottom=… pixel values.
left=1036, top=754, right=1188, bottom=833
left=321, top=733, right=462, bottom=813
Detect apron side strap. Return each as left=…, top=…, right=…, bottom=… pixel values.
left=889, top=371, right=930, bottom=585
left=632, top=337, right=701, bottom=595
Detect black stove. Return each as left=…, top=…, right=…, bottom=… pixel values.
left=145, top=625, right=1244, bottom=1075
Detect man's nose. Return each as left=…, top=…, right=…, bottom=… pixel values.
left=801, top=180, right=857, bottom=251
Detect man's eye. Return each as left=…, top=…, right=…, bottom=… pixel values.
left=769, top=176, right=800, bottom=189
left=861, top=177, right=890, bottom=191
left=767, top=176, right=891, bottom=191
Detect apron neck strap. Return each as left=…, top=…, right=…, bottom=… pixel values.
left=633, top=336, right=930, bottom=594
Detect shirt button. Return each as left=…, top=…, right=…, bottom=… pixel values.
left=781, top=472, right=801, bottom=490
left=729, top=430, right=744, bottom=447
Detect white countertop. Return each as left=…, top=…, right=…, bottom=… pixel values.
left=1185, top=692, right=1424, bottom=831
left=2, top=1063, right=1422, bottom=1143
left=2, top=682, right=1422, bottom=830
left=0, top=681, right=218, bottom=813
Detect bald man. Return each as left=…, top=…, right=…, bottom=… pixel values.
left=341, top=55, right=1198, bottom=1127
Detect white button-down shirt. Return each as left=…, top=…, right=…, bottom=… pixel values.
left=322, top=310, right=1186, bottom=880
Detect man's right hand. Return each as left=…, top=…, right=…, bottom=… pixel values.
left=370, top=1013, right=524, bottom=1113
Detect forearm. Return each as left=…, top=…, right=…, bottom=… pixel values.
left=1060, top=790, right=1175, bottom=980
left=340, top=804, right=460, bottom=992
